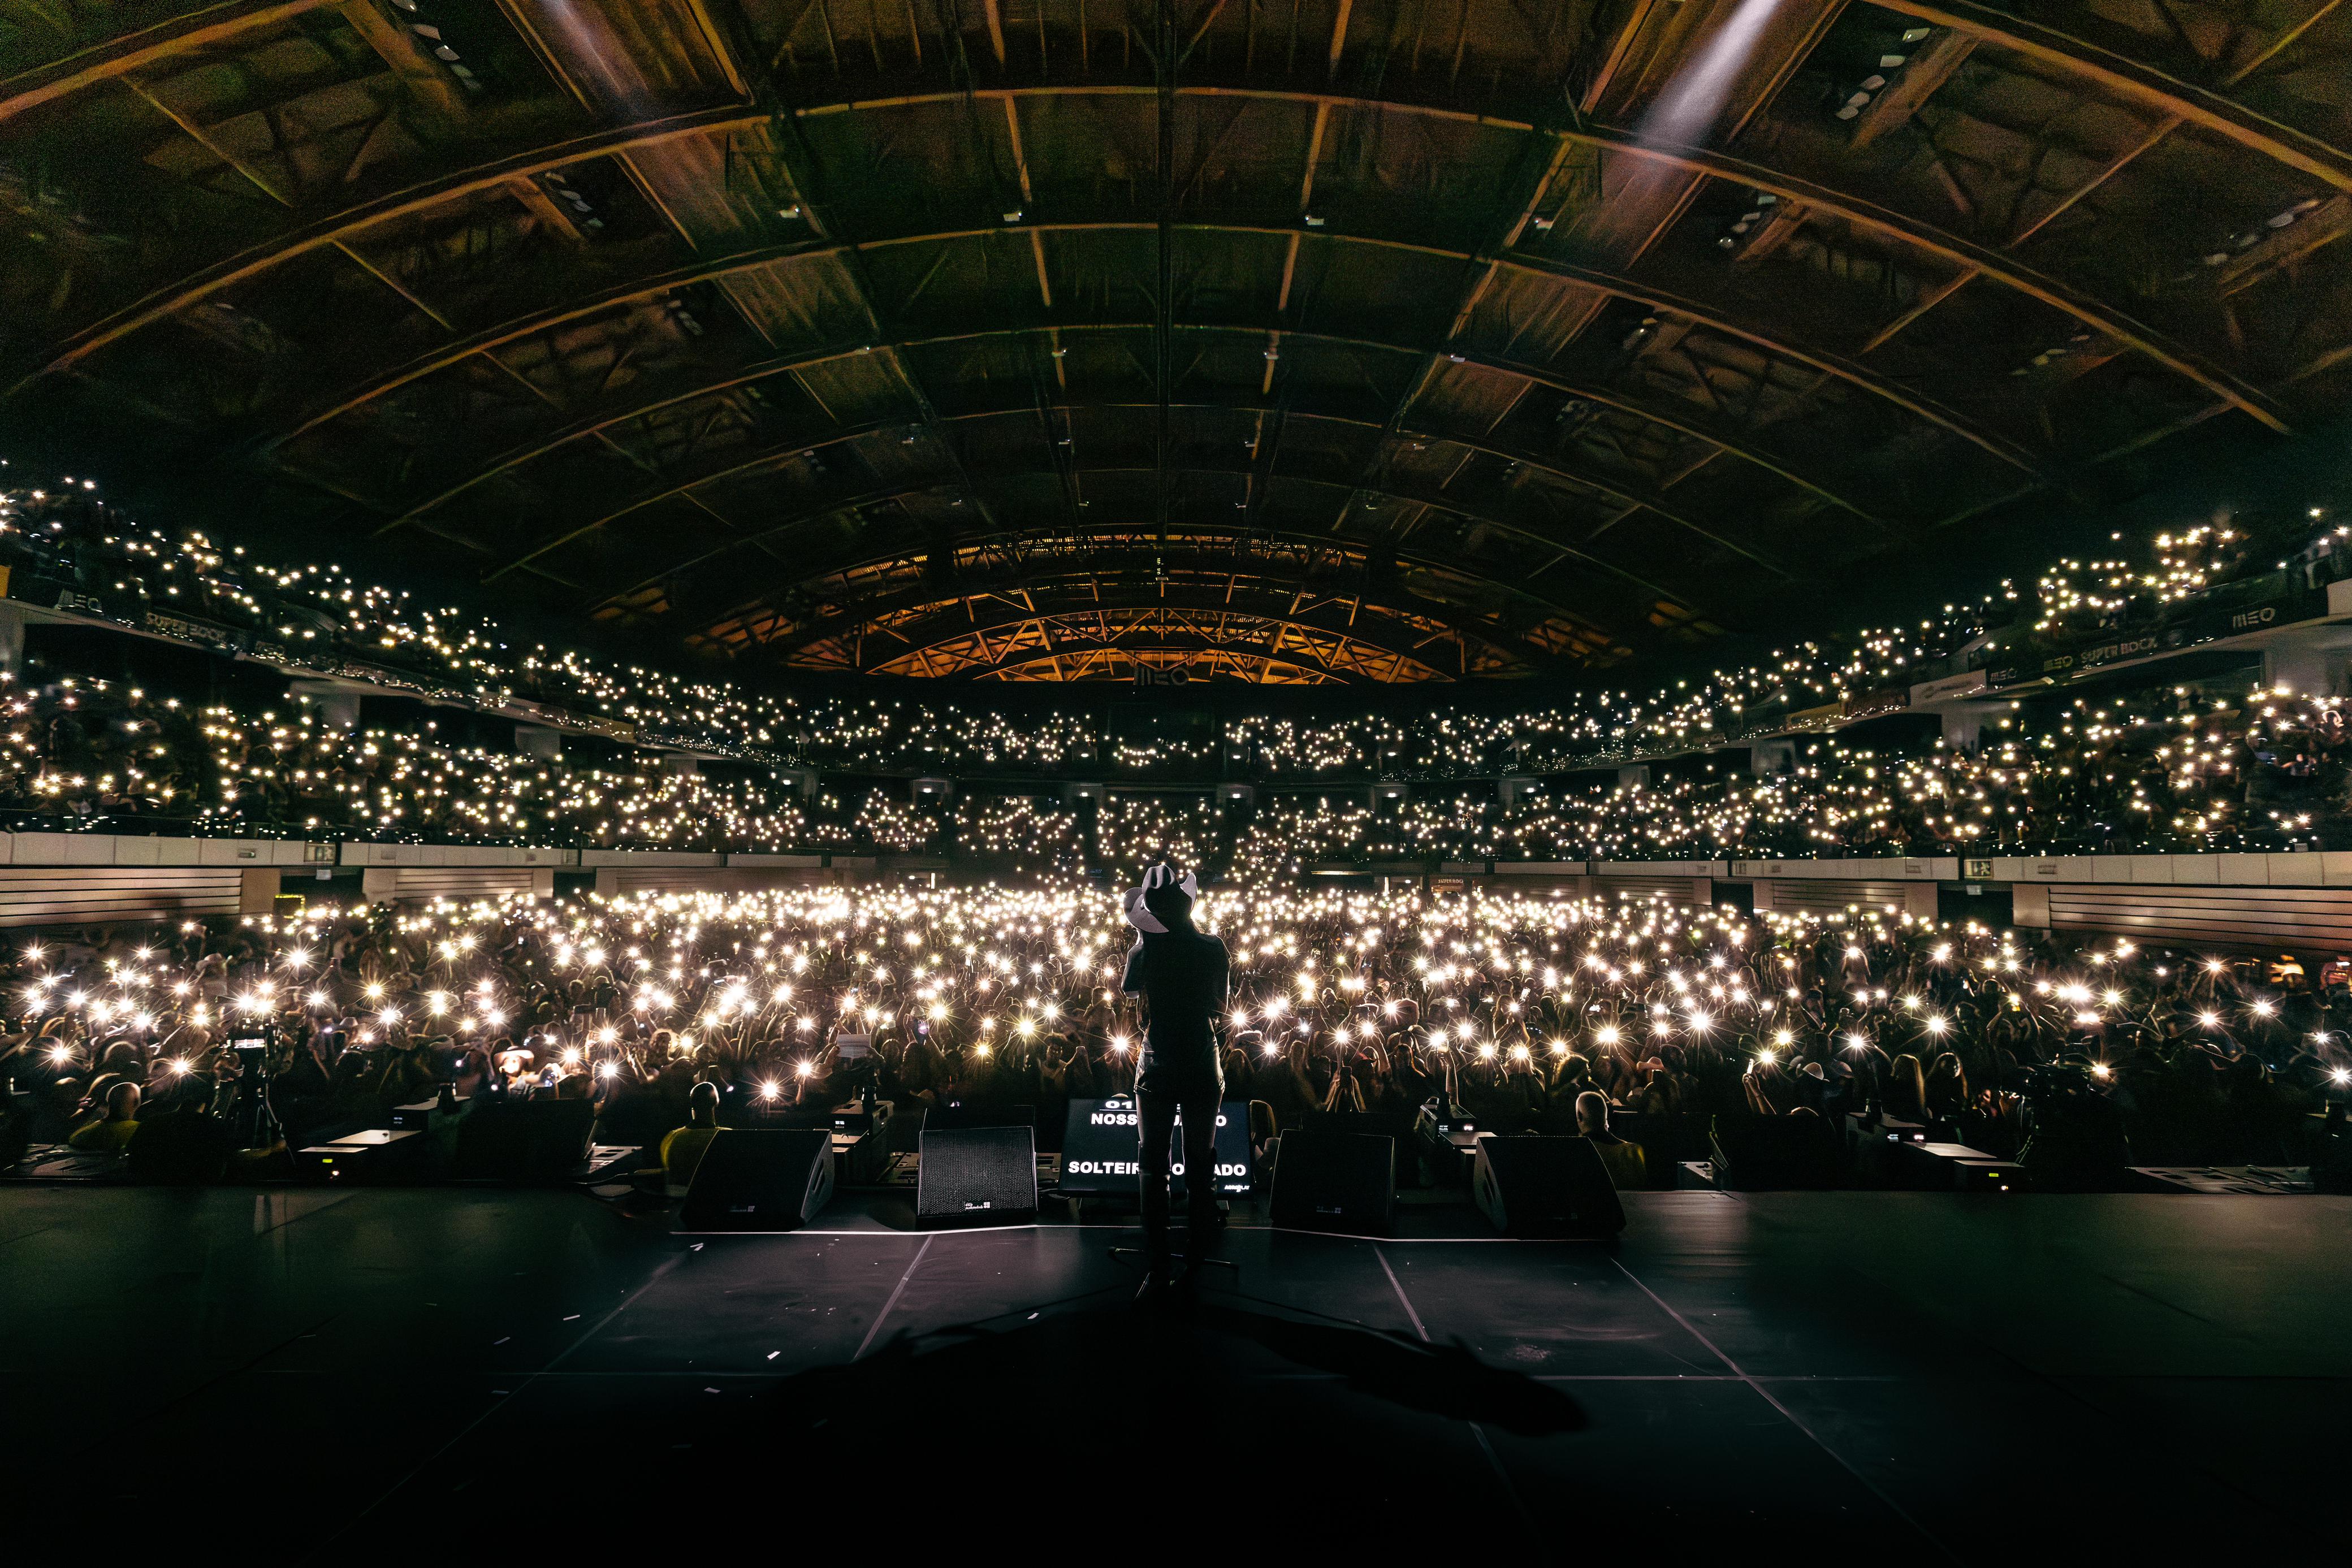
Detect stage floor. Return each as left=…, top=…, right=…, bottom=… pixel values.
left=3, top=1188, right=2345, bottom=1562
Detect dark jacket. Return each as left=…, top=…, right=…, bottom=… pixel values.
left=1122, top=928, right=1230, bottom=1093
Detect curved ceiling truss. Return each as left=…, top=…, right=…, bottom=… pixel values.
left=665, top=526, right=1666, bottom=676
left=2, top=0, right=2347, bottom=682
left=874, top=605, right=1462, bottom=684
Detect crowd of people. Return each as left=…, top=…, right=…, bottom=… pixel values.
left=952, top=796, right=1083, bottom=873
left=7, top=477, right=2348, bottom=786
left=2, top=657, right=2347, bottom=862
left=4, top=882, right=2344, bottom=1189
left=1235, top=681, right=2352, bottom=864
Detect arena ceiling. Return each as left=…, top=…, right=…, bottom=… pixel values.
left=2, top=1, right=2349, bottom=685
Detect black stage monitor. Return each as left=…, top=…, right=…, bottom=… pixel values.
left=451, top=1097, right=596, bottom=1182
left=1472, top=1133, right=1624, bottom=1237
left=1270, top=1128, right=1395, bottom=1236
left=916, top=1124, right=1039, bottom=1227
left=679, top=1128, right=836, bottom=1232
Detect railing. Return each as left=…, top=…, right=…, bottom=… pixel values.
left=0, top=802, right=2336, bottom=870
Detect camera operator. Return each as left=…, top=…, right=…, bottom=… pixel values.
left=127, top=1063, right=235, bottom=1184
left=2016, top=1053, right=2131, bottom=1185
left=657, top=1081, right=724, bottom=1194
left=67, top=1077, right=140, bottom=1153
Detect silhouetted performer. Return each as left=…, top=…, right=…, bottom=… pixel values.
left=1121, top=863, right=1230, bottom=1305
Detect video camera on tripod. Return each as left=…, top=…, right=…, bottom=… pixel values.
left=224, top=1023, right=282, bottom=1149
left=833, top=1030, right=883, bottom=1116
left=2016, top=1057, right=2128, bottom=1177
left=1412, top=1093, right=1481, bottom=1186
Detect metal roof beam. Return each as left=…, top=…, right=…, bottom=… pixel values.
left=798, top=85, right=2294, bottom=427
left=252, top=214, right=2027, bottom=492
left=353, top=317, right=1891, bottom=542
left=11, top=106, right=771, bottom=393
left=1575, top=123, right=2289, bottom=432
left=1869, top=0, right=2352, bottom=194
left=877, top=614, right=1446, bottom=683
left=468, top=395, right=1770, bottom=584
left=598, top=461, right=1707, bottom=642
left=729, top=558, right=1544, bottom=666
left=845, top=595, right=1504, bottom=678
left=658, top=518, right=1643, bottom=656
left=971, top=641, right=1360, bottom=685
left=5, top=84, right=2289, bottom=432
left=0, top=0, right=335, bottom=127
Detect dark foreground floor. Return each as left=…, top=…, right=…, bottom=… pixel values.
left=3, top=1188, right=2346, bottom=1563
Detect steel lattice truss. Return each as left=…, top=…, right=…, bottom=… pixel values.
left=2, top=0, right=2349, bottom=682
